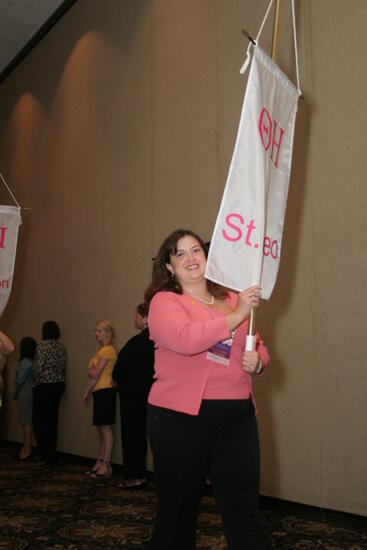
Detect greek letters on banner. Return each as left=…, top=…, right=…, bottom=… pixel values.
left=205, top=46, right=300, bottom=300
left=0, top=206, right=21, bottom=318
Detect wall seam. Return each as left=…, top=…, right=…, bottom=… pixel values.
left=149, top=0, right=155, bottom=260
left=301, top=0, right=323, bottom=510
left=214, top=0, right=221, bottom=193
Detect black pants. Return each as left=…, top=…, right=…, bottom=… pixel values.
left=119, top=394, right=148, bottom=479
left=147, top=400, right=268, bottom=550
left=33, top=382, right=65, bottom=462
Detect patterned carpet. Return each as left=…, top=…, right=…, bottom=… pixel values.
left=0, top=441, right=366, bottom=549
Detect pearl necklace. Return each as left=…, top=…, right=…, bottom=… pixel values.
left=189, top=294, right=215, bottom=305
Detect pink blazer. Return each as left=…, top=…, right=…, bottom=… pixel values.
left=148, top=291, right=269, bottom=415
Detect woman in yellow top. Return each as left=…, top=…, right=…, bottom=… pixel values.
left=83, top=320, right=117, bottom=478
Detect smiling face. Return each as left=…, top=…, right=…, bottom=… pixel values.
left=166, top=235, right=207, bottom=289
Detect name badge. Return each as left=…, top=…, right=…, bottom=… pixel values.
left=206, top=331, right=235, bottom=366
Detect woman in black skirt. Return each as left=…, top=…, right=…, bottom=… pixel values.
left=83, top=320, right=117, bottom=479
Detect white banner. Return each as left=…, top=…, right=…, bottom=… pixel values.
left=205, top=46, right=300, bottom=300
left=0, top=206, right=21, bottom=318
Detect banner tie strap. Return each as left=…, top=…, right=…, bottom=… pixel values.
left=0, top=172, right=21, bottom=209
left=240, top=0, right=275, bottom=74
left=291, top=0, right=301, bottom=92
left=240, top=0, right=302, bottom=95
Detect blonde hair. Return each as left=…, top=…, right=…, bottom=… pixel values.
left=95, top=319, right=115, bottom=346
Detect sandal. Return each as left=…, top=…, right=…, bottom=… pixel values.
left=86, top=459, right=103, bottom=476
left=90, top=461, right=112, bottom=479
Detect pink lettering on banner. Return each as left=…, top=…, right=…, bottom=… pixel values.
left=0, top=227, right=7, bottom=248
left=258, top=107, right=272, bottom=151
left=222, top=214, right=244, bottom=242
left=258, top=107, right=284, bottom=168
left=245, top=219, right=256, bottom=246
left=271, top=240, right=278, bottom=259
left=263, top=236, right=279, bottom=259
left=222, top=212, right=278, bottom=260
left=0, top=280, right=9, bottom=289
left=263, top=236, right=271, bottom=256
left=271, top=120, right=284, bottom=168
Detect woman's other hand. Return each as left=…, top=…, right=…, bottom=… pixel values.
left=242, top=350, right=260, bottom=374
left=83, top=389, right=91, bottom=406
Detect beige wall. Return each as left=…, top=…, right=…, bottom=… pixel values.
left=0, top=0, right=366, bottom=516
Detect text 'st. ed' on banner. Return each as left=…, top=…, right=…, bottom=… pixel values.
left=0, top=206, right=22, bottom=318
left=205, top=46, right=300, bottom=300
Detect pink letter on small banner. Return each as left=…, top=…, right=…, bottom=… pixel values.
left=205, top=46, right=300, bottom=300
left=0, top=206, right=21, bottom=318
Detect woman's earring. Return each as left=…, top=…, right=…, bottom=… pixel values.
left=165, top=263, right=174, bottom=278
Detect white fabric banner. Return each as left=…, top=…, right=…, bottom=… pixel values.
left=0, top=206, right=21, bottom=318
left=205, top=46, right=300, bottom=300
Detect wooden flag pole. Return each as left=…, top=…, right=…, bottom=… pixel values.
left=247, top=0, right=281, bottom=348
left=271, top=0, right=282, bottom=63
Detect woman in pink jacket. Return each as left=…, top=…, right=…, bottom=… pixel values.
left=145, top=228, right=270, bottom=550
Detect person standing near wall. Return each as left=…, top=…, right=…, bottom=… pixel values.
left=13, top=336, right=37, bottom=460
left=32, top=321, right=67, bottom=466
left=112, top=303, right=155, bottom=489
left=0, top=330, right=15, bottom=415
left=83, top=320, right=117, bottom=479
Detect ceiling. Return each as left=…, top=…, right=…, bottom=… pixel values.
left=0, top=0, right=77, bottom=84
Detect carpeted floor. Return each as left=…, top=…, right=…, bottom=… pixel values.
left=1, top=441, right=366, bottom=549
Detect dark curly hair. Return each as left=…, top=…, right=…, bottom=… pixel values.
left=42, top=321, right=60, bottom=340
left=144, top=228, right=227, bottom=304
